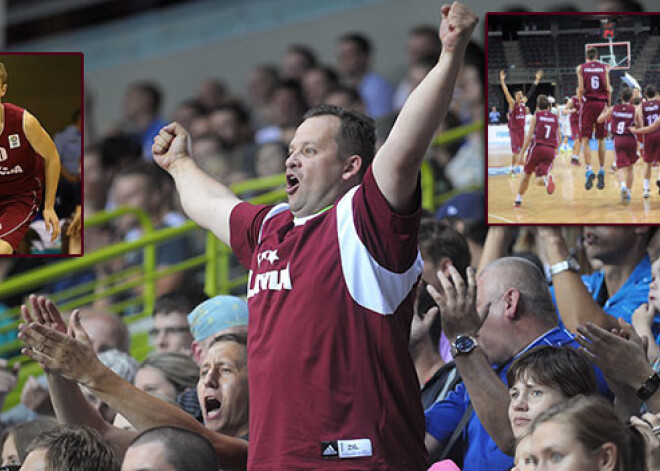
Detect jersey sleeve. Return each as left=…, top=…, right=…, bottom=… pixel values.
left=229, top=202, right=275, bottom=269
left=424, top=383, right=469, bottom=443
left=351, top=165, right=422, bottom=272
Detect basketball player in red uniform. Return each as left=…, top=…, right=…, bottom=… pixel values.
left=499, top=69, right=542, bottom=176
left=0, top=61, right=61, bottom=254
left=578, top=47, right=611, bottom=191
left=563, top=88, right=582, bottom=165
left=597, top=88, right=636, bottom=205
left=514, top=95, right=558, bottom=207
left=636, top=85, right=660, bottom=197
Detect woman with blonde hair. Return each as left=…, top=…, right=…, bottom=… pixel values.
left=134, top=352, right=199, bottom=402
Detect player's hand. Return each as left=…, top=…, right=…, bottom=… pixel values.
left=42, top=208, right=60, bottom=242
left=439, top=2, right=478, bottom=53
left=500, top=70, right=506, bottom=81
left=630, top=126, right=641, bottom=135
left=152, top=122, right=192, bottom=171
left=535, top=69, right=543, bottom=81
left=66, top=205, right=81, bottom=237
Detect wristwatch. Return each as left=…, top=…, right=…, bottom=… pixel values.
left=636, top=372, right=660, bottom=401
left=549, top=255, right=580, bottom=277
left=451, top=335, right=479, bottom=357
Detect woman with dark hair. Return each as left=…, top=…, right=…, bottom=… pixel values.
left=0, top=418, right=57, bottom=466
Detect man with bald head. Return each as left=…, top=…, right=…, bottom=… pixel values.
left=80, top=309, right=130, bottom=353
left=424, top=257, right=609, bottom=470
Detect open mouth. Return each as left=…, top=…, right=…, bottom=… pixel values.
left=204, top=396, right=223, bottom=420
left=286, top=174, right=300, bottom=195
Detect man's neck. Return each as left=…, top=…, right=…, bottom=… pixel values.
left=411, top=341, right=445, bottom=387
left=603, top=248, right=646, bottom=300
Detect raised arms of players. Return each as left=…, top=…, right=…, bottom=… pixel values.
left=524, top=69, right=543, bottom=102
left=152, top=123, right=241, bottom=246
left=372, top=1, right=477, bottom=214
left=500, top=70, right=515, bottom=110
left=519, top=115, right=536, bottom=158
left=24, top=112, right=61, bottom=242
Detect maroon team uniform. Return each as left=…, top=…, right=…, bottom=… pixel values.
left=641, top=99, right=660, bottom=164
left=0, top=103, right=44, bottom=251
left=230, top=167, right=426, bottom=470
left=508, top=102, right=526, bottom=154
left=570, top=96, right=581, bottom=140
left=579, top=61, right=609, bottom=139
left=611, top=103, right=637, bottom=168
left=524, top=110, right=559, bottom=176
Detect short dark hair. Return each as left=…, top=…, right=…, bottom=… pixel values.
left=128, top=426, right=218, bottom=471
left=340, top=33, right=372, bottom=56
left=26, top=424, right=120, bottom=471
left=621, top=88, right=633, bottom=103
left=0, top=418, right=58, bottom=464
left=506, top=346, right=598, bottom=397
left=209, top=332, right=248, bottom=349
left=117, top=163, right=168, bottom=194
left=303, top=104, right=376, bottom=179
left=132, top=81, right=162, bottom=114
left=586, top=47, right=598, bottom=60
left=419, top=219, right=471, bottom=280
left=153, top=289, right=208, bottom=317
left=646, top=85, right=657, bottom=99
left=287, top=44, right=318, bottom=69
left=537, top=95, right=550, bottom=110
left=211, top=101, right=252, bottom=126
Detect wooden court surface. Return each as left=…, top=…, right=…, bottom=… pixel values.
left=488, top=150, right=660, bottom=224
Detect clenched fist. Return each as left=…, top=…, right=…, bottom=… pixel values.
left=152, top=122, right=192, bottom=171
left=439, top=2, right=479, bottom=53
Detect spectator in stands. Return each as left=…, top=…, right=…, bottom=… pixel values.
left=134, top=353, right=199, bottom=402
left=190, top=133, right=231, bottom=183
left=246, top=64, right=280, bottom=129
left=281, top=44, right=318, bottom=81
left=121, top=426, right=219, bottom=471
left=196, top=78, right=230, bottom=113
left=83, top=147, right=107, bottom=218
left=394, top=24, right=442, bottom=110
left=121, top=81, right=167, bottom=160
left=336, top=32, right=394, bottom=118
left=0, top=358, right=20, bottom=415
left=20, top=424, right=120, bottom=471
left=189, top=113, right=212, bottom=139
left=53, top=109, right=82, bottom=219
left=529, top=396, right=643, bottom=471
left=302, top=66, right=340, bottom=108
left=254, top=142, right=288, bottom=179
left=537, top=226, right=653, bottom=333
left=323, top=85, right=366, bottom=114
left=0, top=418, right=57, bottom=466
left=632, top=254, right=660, bottom=363
left=255, top=80, right=307, bottom=145
left=208, top=102, right=256, bottom=180
left=80, top=310, right=131, bottom=354
left=151, top=289, right=207, bottom=355
left=489, top=107, right=500, bottom=124
left=596, top=0, right=644, bottom=12
left=171, top=100, right=205, bottom=131
left=436, top=192, right=487, bottom=268
left=424, top=257, right=609, bottom=470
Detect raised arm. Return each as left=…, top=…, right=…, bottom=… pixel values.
left=24, top=112, right=60, bottom=242
left=19, top=311, right=248, bottom=470
left=152, top=122, right=242, bottom=245
left=525, top=69, right=543, bottom=101
left=372, top=2, right=478, bottom=213
left=500, top=70, right=514, bottom=109
left=596, top=105, right=612, bottom=124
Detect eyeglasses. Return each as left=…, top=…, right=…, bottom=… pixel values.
left=148, top=327, right=190, bottom=339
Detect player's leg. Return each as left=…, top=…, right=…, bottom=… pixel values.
left=583, top=136, right=595, bottom=189
left=0, top=197, right=39, bottom=255
left=644, top=162, right=652, bottom=198
left=514, top=173, right=532, bottom=207
left=0, top=240, right=12, bottom=254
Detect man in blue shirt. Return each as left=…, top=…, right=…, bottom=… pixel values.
left=489, top=107, right=500, bottom=124
left=424, top=257, right=610, bottom=471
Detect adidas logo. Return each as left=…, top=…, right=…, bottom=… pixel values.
left=322, top=444, right=338, bottom=456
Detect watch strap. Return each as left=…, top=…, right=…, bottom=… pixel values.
left=636, top=372, right=660, bottom=401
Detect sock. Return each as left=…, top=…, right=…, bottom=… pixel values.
left=515, top=194, right=522, bottom=203
left=599, top=167, right=604, bottom=173
left=644, top=179, right=650, bottom=191
left=586, top=165, right=592, bottom=172
left=620, top=182, right=626, bottom=191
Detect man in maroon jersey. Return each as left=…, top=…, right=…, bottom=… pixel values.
left=636, top=85, right=660, bottom=198
left=0, top=61, right=61, bottom=254
left=597, top=88, right=636, bottom=205
left=563, top=87, right=582, bottom=165
left=514, top=95, right=559, bottom=207
left=18, top=3, right=479, bottom=470
left=578, top=47, right=611, bottom=191
left=499, top=69, right=541, bottom=176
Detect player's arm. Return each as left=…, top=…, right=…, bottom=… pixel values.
left=152, top=123, right=241, bottom=245
left=596, top=105, right=612, bottom=124
left=632, top=114, right=660, bottom=135
left=23, top=112, right=61, bottom=242
left=372, top=2, right=477, bottom=213
left=519, top=115, right=536, bottom=157
left=524, top=69, right=543, bottom=100
left=565, top=100, right=575, bottom=114
left=606, top=66, right=612, bottom=107
left=577, top=66, right=584, bottom=103
left=500, top=70, right=514, bottom=110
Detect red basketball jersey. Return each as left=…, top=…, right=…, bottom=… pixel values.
left=611, top=103, right=635, bottom=136
left=0, top=103, right=43, bottom=198
left=533, top=110, right=559, bottom=148
left=580, top=61, right=609, bottom=102
left=570, top=96, right=581, bottom=125
left=508, top=102, right=526, bottom=129
left=642, top=99, right=660, bottom=136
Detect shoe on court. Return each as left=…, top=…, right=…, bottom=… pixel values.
left=571, top=156, right=580, bottom=166
left=585, top=170, right=595, bottom=190
left=513, top=200, right=522, bottom=207
left=644, top=189, right=651, bottom=199
left=656, top=180, right=660, bottom=195
left=621, top=189, right=630, bottom=206
left=546, top=175, right=555, bottom=195
left=597, top=171, right=605, bottom=190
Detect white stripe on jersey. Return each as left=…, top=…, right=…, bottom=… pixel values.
left=258, top=203, right=289, bottom=244
left=336, top=186, right=423, bottom=315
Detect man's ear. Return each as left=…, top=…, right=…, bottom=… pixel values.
left=191, top=341, right=202, bottom=365
left=597, top=442, right=617, bottom=471
left=342, top=154, right=362, bottom=181
left=502, top=288, right=521, bottom=320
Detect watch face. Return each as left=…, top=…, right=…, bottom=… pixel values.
left=455, top=336, right=475, bottom=352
